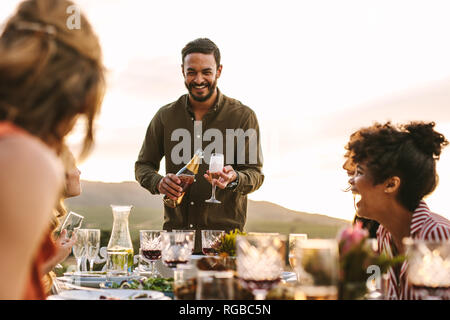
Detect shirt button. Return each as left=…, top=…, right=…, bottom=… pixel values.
left=196, top=135, right=201, bottom=139
left=190, top=202, right=194, bottom=205
left=189, top=224, right=194, bottom=228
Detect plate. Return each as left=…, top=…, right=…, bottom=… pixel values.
left=60, top=273, right=137, bottom=288
left=58, top=289, right=166, bottom=300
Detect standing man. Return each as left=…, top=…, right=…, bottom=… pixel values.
left=135, top=38, right=264, bottom=253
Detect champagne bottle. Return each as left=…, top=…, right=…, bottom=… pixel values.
left=163, top=149, right=203, bottom=208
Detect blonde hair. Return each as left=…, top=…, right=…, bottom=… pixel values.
left=51, top=144, right=78, bottom=232
left=0, top=0, right=106, bottom=161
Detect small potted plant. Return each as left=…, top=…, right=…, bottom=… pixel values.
left=337, top=222, right=404, bottom=300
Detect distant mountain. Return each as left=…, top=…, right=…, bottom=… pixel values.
left=65, top=180, right=350, bottom=239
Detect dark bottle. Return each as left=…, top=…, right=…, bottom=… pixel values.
left=163, top=149, right=203, bottom=208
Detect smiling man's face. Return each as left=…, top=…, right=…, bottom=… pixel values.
left=182, top=53, right=222, bottom=102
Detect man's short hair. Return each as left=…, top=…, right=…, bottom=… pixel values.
left=181, top=38, right=221, bottom=69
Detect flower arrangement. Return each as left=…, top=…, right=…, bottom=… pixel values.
left=337, top=222, right=404, bottom=299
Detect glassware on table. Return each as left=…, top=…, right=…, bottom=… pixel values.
left=173, top=230, right=196, bottom=253
left=403, top=238, right=450, bottom=300
left=294, top=239, right=339, bottom=300
left=72, top=229, right=88, bottom=273
left=205, top=153, right=224, bottom=204
left=201, top=230, right=225, bottom=256
left=85, top=229, right=100, bottom=272
left=196, top=270, right=234, bottom=300
left=106, top=205, right=134, bottom=275
left=236, top=234, right=284, bottom=300
left=174, top=266, right=197, bottom=300
left=60, top=211, right=84, bottom=239
left=161, top=232, right=193, bottom=270
left=139, top=230, right=165, bottom=278
left=288, top=233, right=308, bottom=269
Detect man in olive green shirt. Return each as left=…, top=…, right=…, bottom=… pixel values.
left=135, top=38, right=264, bottom=253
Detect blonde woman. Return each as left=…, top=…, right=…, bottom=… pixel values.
left=0, top=0, right=105, bottom=299
left=41, top=146, right=82, bottom=295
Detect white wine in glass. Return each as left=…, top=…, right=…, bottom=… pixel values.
left=205, top=153, right=224, bottom=204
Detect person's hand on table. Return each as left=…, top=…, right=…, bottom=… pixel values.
left=203, top=165, right=237, bottom=189
left=158, top=174, right=183, bottom=200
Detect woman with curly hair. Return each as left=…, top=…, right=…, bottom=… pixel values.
left=343, top=121, right=450, bottom=300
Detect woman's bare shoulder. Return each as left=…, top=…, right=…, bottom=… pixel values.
left=0, top=135, right=64, bottom=188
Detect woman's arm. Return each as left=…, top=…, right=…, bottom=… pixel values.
left=0, top=136, right=63, bottom=299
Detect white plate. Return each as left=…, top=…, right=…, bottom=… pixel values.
left=58, top=289, right=165, bottom=300
left=60, top=273, right=136, bottom=288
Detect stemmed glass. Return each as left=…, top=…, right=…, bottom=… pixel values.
left=403, top=238, right=450, bottom=300
left=202, top=230, right=225, bottom=256
left=140, top=230, right=165, bottom=278
left=288, top=233, right=308, bottom=269
left=173, top=230, right=196, bottom=254
left=72, top=229, right=88, bottom=274
left=205, top=153, right=224, bottom=204
left=85, top=229, right=100, bottom=272
left=236, top=234, right=284, bottom=300
left=161, top=232, right=193, bottom=270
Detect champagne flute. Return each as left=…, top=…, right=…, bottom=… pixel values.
left=205, top=153, right=224, bottom=204
left=72, top=229, right=88, bottom=274
left=85, top=229, right=100, bottom=272
left=288, top=233, right=308, bottom=269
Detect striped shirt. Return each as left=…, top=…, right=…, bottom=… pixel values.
left=377, top=200, right=450, bottom=300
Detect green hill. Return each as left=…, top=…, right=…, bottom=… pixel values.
left=64, top=180, right=350, bottom=249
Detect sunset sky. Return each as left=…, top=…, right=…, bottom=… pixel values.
left=2, top=0, right=450, bottom=221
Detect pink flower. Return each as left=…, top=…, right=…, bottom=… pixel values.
left=338, top=222, right=369, bottom=256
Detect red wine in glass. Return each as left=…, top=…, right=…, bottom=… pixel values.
left=164, top=260, right=188, bottom=269
left=142, top=249, right=162, bottom=261
left=240, top=278, right=281, bottom=291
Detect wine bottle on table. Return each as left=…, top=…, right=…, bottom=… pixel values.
left=163, top=149, right=203, bottom=208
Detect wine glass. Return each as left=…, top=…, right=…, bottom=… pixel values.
left=60, top=211, right=84, bottom=239
left=72, top=229, right=88, bottom=274
left=236, top=234, right=284, bottom=300
left=173, top=230, right=196, bottom=254
left=403, top=238, right=450, bottom=300
left=205, top=153, right=224, bottom=204
left=140, top=230, right=165, bottom=278
left=294, top=239, right=339, bottom=300
left=85, top=229, right=100, bottom=272
left=161, top=232, right=193, bottom=270
left=196, top=270, right=234, bottom=300
left=288, top=233, right=308, bottom=269
left=201, top=230, right=225, bottom=256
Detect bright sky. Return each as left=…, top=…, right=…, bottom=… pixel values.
left=2, top=0, right=450, bottom=221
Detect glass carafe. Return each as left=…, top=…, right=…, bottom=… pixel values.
left=107, top=205, right=134, bottom=275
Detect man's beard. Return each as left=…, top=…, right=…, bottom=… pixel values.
left=185, top=78, right=218, bottom=102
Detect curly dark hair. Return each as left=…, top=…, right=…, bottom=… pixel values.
left=344, top=121, right=448, bottom=212
left=181, top=38, right=221, bottom=69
